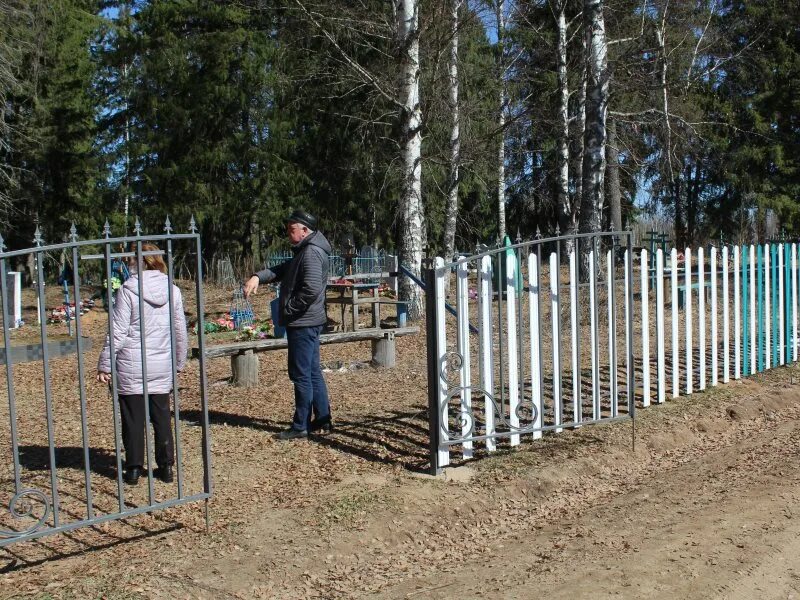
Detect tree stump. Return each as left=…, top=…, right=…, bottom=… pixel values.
left=371, top=333, right=396, bottom=368
left=231, top=350, right=259, bottom=387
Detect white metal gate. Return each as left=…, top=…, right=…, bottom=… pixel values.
left=424, top=232, right=635, bottom=474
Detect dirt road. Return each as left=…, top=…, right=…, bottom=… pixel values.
left=3, top=331, right=800, bottom=599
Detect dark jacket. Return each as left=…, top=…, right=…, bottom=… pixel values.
left=255, top=230, right=331, bottom=328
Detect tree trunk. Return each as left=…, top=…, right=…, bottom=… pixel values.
left=443, top=0, right=462, bottom=266
left=555, top=0, right=573, bottom=242
left=606, top=116, right=622, bottom=232
left=571, top=31, right=587, bottom=228
left=496, top=0, right=507, bottom=242
left=578, top=0, right=608, bottom=277
left=396, top=0, right=424, bottom=320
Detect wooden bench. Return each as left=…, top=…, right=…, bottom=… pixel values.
left=193, top=326, right=420, bottom=387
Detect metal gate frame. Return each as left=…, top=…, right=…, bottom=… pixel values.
left=0, top=217, right=212, bottom=546
left=425, top=231, right=635, bottom=475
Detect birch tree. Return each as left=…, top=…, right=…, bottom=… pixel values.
left=494, top=0, right=508, bottom=241
left=553, top=0, right=575, bottom=238
left=578, top=0, right=608, bottom=245
left=396, top=0, right=425, bottom=318
left=443, top=0, right=462, bottom=265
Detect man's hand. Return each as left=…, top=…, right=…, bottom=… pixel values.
left=243, top=275, right=260, bottom=299
left=96, top=371, right=111, bottom=385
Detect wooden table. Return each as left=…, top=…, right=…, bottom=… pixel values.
left=326, top=282, right=381, bottom=331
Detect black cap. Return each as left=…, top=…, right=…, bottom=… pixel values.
left=284, top=209, right=317, bottom=230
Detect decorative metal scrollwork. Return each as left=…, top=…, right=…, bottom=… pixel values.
left=439, top=351, right=463, bottom=387
left=437, top=351, right=540, bottom=443
left=0, top=488, right=51, bottom=538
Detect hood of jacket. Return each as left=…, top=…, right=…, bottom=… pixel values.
left=292, top=230, right=332, bottom=256
left=123, top=270, right=170, bottom=307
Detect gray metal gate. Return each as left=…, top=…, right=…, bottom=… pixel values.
left=425, top=231, right=635, bottom=474
left=0, top=217, right=212, bottom=546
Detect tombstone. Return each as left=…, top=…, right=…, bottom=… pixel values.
left=358, top=245, right=379, bottom=274
left=5, top=271, right=22, bottom=329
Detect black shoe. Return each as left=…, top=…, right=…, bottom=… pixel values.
left=157, top=465, right=174, bottom=483
left=123, top=467, right=141, bottom=485
left=310, top=416, right=333, bottom=434
left=278, top=428, right=308, bottom=441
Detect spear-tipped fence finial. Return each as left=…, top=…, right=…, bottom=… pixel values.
left=134, top=216, right=142, bottom=236
left=33, top=225, right=43, bottom=247
left=164, top=215, right=173, bottom=234
left=535, top=226, right=542, bottom=240
left=69, top=222, right=78, bottom=243
left=103, top=219, right=111, bottom=239
left=189, top=214, right=197, bottom=234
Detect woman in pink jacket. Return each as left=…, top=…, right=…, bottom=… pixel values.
left=96, top=242, right=188, bottom=485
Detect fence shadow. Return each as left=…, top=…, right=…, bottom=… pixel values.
left=181, top=408, right=431, bottom=472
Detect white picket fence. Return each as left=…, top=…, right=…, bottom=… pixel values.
left=426, top=236, right=800, bottom=471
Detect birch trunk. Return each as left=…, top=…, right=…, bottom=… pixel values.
left=571, top=32, right=587, bottom=223
left=443, top=0, right=462, bottom=266
left=396, top=0, right=424, bottom=319
left=555, top=1, right=573, bottom=241
left=579, top=0, right=608, bottom=276
left=496, top=0, right=507, bottom=241
left=606, top=116, right=622, bottom=232
left=656, top=16, right=684, bottom=248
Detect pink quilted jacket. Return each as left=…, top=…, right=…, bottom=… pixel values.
left=97, top=270, right=188, bottom=395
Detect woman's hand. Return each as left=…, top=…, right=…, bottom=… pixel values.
left=96, top=371, right=111, bottom=385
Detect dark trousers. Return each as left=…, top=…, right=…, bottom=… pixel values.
left=119, top=393, right=175, bottom=469
left=286, top=325, right=331, bottom=431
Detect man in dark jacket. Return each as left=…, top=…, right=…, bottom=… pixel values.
left=244, top=209, right=332, bottom=440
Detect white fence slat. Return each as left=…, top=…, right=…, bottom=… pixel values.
left=528, top=253, right=543, bottom=440
left=686, top=248, right=693, bottom=394
left=478, top=256, right=496, bottom=451
left=434, top=257, right=450, bottom=467
left=656, top=250, right=665, bottom=404
left=711, top=247, right=718, bottom=386
left=456, top=258, right=473, bottom=458
left=506, top=251, right=520, bottom=446
left=671, top=248, right=679, bottom=397
left=734, top=246, right=741, bottom=380
left=608, top=250, right=619, bottom=415
left=591, top=246, right=601, bottom=418
left=699, top=247, right=706, bottom=390
left=641, top=249, right=650, bottom=407
left=792, top=243, right=797, bottom=362
left=780, top=244, right=785, bottom=365
left=766, top=245, right=771, bottom=370
left=550, top=251, right=563, bottom=433
left=570, top=249, right=580, bottom=424
left=723, top=246, right=730, bottom=383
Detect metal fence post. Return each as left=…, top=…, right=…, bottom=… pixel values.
left=423, top=258, right=441, bottom=476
